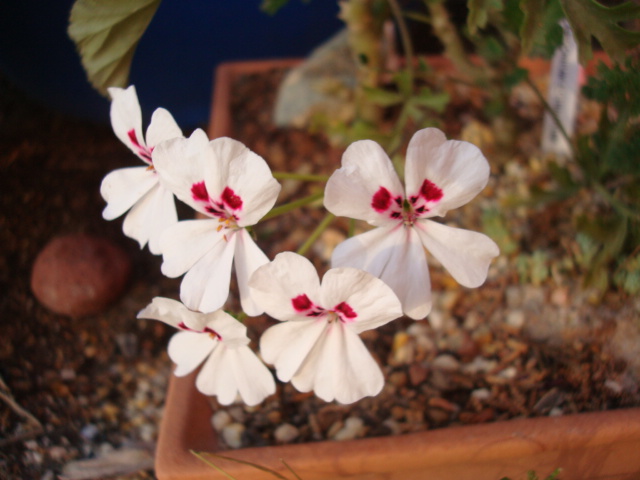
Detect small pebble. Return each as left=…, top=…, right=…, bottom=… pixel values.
left=211, top=411, right=232, bottom=432
left=274, top=423, right=299, bottom=443
left=222, top=423, right=245, bottom=449
left=506, top=310, right=526, bottom=329
left=431, top=354, right=460, bottom=371
left=471, top=388, right=491, bottom=402
left=332, top=417, right=364, bottom=441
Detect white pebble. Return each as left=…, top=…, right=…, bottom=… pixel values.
left=333, top=417, right=364, bottom=441
left=222, top=423, right=245, bottom=449
left=506, top=310, right=526, bottom=329
left=470, top=388, right=491, bottom=401
left=274, top=423, right=299, bottom=443
left=462, top=356, right=498, bottom=374
left=431, top=354, right=460, bottom=371
left=211, top=410, right=232, bottom=432
left=498, top=366, right=518, bottom=379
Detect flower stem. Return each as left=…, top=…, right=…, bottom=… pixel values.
left=262, top=191, right=324, bottom=221
left=388, top=0, right=414, bottom=88
left=523, top=75, right=579, bottom=159
left=273, top=171, right=329, bottom=182
left=297, top=213, right=336, bottom=256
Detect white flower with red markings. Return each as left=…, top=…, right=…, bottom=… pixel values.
left=249, top=252, right=402, bottom=404
left=100, top=85, right=184, bottom=254
left=152, top=134, right=281, bottom=315
left=137, top=297, right=275, bottom=406
left=324, top=128, right=500, bottom=320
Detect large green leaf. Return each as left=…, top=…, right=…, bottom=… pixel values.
left=68, top=0, right=161, bottom=96
left=519, top=0, right=564, bottom=57
left=560, top=0, right=640, bottom=64
left=467, top=0, right=503, bottom=35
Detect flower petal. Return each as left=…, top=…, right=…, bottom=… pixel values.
left=204, top=310, right=249, bottom=346
left=109, top=86, right=147, bottom=162
left=405, top=128, right=490, bottom=217
left=332, top=225, right=432, bottom=319
left=415, top=220, right=499, bottom=288
left=100, top=166, right=158, bottom=221
left=195, top=343, right=237, bottom=403
left=324, top=140, right=404, bottom=226
left=293, top=323, right=384, bottom=404
left=229, top=346, right=276, bottom=406
left=179, top=233, right=237, bottom=313
left=145, top=107, right=182, bottom=148
left=260, top=319, right=326, bottom=383
left=159, top=219, right=222, bottom=277
left=122, top=183, right=177, bottom=253
left=233, top=230, right=269, bottom=317
left=215, top=138, right=281, bottom=226
left=167, top=330, right=216, bottom=376
left=152, top=130, right=214, bottom=214
left=249, top=252, right=322, bottom=322
left=320, top=267, right=402, bottom=333
left=137, top=297, right=189, bottom=329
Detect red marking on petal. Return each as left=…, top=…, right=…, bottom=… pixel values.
left=420, top=179, right=443, bottom=202
left=222, top=187, right=243, bottom=210
left=371, top=187, right=392, bottom=212
left=191, top=181, right=209, bottom=202
left=334, top=301, right=357, bottom=319
left=292, top=294, right=312, bottom=311
left=127, top=129, right=152, bottom=163
left=127, top=129, right=141, bottom=148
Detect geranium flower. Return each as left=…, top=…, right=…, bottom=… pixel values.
left=152, top=134, right=281, bottom=315
left=249, top=252, right=402, bottom=404
left=100, top=85, right=185, bottom=254
left=137, top=297, right=275, bottom=406
left=324, top=128, right=499, bottom=320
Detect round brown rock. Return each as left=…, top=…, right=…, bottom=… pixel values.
left=30, top=234, right=131, bottom=317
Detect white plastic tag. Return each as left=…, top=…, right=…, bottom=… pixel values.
left=541, top=19, right=583, bottom=159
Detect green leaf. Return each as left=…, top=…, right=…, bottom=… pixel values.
left=261, top=0, right=292, bottom=15
left=560, top=0, right=640, bottom=64
left=410, top=88, right=450, bottom=112
left=68, top=0, right=161, bottom=96
left=362, top=86, right=404, bottom=107
left=393, top=69, right=413, bottom=97
left=519, top=0, right=564, bottom=57
left=467, top=0, right=503, bottom=35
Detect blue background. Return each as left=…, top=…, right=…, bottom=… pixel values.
left=0, top=1, right=343, bottom=128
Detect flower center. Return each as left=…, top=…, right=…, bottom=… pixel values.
left=371, top=179, right=443, bottom=227
left=177, top=322, right=221, bottom=340
left=291, top=295, right=357, bottom=323
left=191, top=182, right=243, bottom=233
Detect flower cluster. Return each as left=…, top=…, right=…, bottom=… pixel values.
left=102, top=86, right=499, bottom=405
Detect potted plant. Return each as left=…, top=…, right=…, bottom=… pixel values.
left=67, top=1, right=640, bottom=479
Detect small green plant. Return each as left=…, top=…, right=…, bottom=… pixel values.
left=192, top=450, right=303, bottom=480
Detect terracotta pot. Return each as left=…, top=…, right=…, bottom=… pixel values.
left=156, top=58, right=639, bottom=480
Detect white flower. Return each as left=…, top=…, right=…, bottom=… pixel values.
left=137, top=297, right=275, bottom=406
left=100, top=85, right=184, bottom=254
left=249, top=252, right=402, bottom=404
left=152, top=134, right=281, bottom=315
left=324, top=127, right=500, bottom=320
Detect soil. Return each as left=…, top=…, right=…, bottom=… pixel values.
left=1, top=62, right=639, bottom=480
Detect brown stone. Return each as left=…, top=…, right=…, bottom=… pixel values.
left=30, top=234, right=131, bottom=317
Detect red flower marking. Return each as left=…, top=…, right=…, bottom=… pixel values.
left=127, top=129, right=152, bottom=162
left=177, top=322, right=221, bottom=339
left=292, top=294, right=312, bottom=311
left=222, top=187, right=243, bottom=210
left=334, top=302, right=357, bottom=320
left=371, top=187, right=392, bottom=212
left=420, top=179, right=443, bottom=202
left=191, top=181, right=209, bottom=202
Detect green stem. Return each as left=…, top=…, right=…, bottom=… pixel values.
left=262, top=191, right=324, bottom=221
left=297, top=213, right=336, bottom=256
left=190, top=451, right=238, bottom=480
left=273, top=171, right=329, bottom=182
left=388, top=0, right=414, bottom=88
left=593, top=182, right=640, bottom=222
left=523, top=75, right=579, bottom=159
